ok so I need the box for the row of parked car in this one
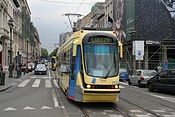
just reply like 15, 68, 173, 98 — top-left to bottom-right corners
119, 68, 175, 94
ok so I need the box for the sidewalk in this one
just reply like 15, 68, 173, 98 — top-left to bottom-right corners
0, 71, 31, 92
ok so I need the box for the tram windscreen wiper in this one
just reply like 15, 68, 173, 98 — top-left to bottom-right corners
104, 66, 113, 79
104, 52, 116, 79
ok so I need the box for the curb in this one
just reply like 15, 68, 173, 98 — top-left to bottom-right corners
0, 72, 33, 92
0, 85, 13, 92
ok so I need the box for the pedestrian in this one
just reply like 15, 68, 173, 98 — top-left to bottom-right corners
0, 64, 5, 85
22, 63, 26, 75
0, 64, 3, 72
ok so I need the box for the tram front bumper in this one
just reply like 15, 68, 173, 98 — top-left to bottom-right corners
82, 89, 120, 102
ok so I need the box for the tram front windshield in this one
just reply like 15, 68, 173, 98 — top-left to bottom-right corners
84, 44, 119, 78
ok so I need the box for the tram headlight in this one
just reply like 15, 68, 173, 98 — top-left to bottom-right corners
115, 85, 119, 89
87, 85, 91, 89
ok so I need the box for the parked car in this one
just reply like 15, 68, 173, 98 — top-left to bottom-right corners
147, 70, 175, 94
27, 62, 35, 72
35, 64, 47, 75
128, 69, 157, 87
119, 68, 129, 81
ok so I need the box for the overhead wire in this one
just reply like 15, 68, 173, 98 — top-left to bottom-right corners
40, 0, 94, 5
75, 0, 85, 13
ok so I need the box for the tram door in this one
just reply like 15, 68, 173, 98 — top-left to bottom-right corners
69, 45, 81, 98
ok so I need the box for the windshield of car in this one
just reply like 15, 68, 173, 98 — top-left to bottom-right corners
119, 68, 128, 73
143, 70, 157, 76
36, 64, 46, 69
83, 44, 119, 77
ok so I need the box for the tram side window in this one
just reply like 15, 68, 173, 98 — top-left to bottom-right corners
60, 51, 70, 73
64, 51, 70, 68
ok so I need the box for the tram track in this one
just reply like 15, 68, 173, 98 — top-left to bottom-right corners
150, 99, 175, 110
77, 103, 90, 117
76, 102, 133, 117
119, 97, 163, 117
110, 103, 131, 117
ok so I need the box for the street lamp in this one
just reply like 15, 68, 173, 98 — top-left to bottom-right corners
8, 18, 14, 78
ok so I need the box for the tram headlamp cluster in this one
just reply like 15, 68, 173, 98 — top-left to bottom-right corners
115, 85, 119, 89
86, 84, 119, 89
87, 85, 91, 89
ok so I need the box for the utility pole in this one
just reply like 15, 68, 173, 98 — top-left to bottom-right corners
62, 13, 83, 31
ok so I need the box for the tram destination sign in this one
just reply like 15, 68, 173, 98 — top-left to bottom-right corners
88, 37, 114, 43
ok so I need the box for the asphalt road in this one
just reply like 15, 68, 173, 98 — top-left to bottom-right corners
0, 68, 175, 117
0, 69, 64, 117
118, 82, 175, 117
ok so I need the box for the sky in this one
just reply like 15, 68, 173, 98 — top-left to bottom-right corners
27, 0, 105, 53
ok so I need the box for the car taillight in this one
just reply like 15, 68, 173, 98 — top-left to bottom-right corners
140, 77, 144, 80
91, 86, 95, 89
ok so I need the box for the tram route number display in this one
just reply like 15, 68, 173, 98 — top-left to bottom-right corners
88, 37, 114, 43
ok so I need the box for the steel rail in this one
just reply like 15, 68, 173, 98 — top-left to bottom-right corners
120, 97, 161, 117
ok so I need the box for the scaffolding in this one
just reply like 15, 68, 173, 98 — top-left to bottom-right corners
121, 40, 175, 71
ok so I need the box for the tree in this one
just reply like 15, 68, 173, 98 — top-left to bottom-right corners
49, 48, 58, 57
41, 48, 49, 59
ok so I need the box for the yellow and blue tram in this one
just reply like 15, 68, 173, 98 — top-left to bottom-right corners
56, 28, 123, 102
51, 56, 56, 71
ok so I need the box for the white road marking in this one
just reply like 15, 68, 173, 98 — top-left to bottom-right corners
23, 106, 35, 110
17, 79, 30, 87
102, 112, 107, 115
152, 110, 166, 113
52, 88, 60, 108
135, 115, 151, 117
4, 107, 17, 111
104, 110, 114, 112
120, 86, 125, 88
45, 79, 52, 88
49, 69, 51, 78
129, 110, 142, 113
120, 82, 129, 85
41, 106, 53, 110
109, 115, 124, 117
163, 115, 175, 117
145, 93, 175, 104
32, 79, 41, 87
53, 79, 59, 88
30, 76, 50, 79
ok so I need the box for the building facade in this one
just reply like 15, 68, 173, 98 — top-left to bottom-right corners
0, 0, 13, 66
76, 12, 93, 30
91, 2, 105, 28
75, 0, 175, 71
0, 0, 41, 69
